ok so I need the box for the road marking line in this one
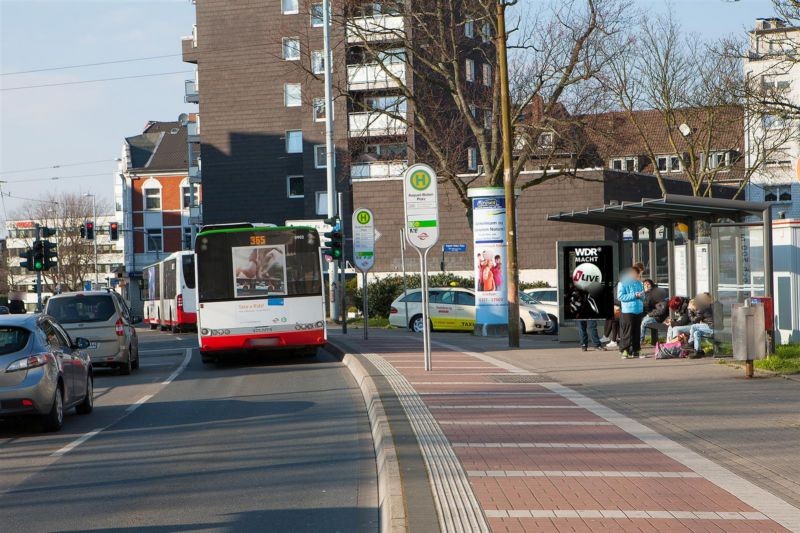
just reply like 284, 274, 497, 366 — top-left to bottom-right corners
51, 428, 103, 457
163, 348, 192, 385
125, 394, 154, 412
439, 420, 612, 426
410, 381, 554, 385
137, 348, 184, 355
429, 405, 583, 409
418, 391, 558, 396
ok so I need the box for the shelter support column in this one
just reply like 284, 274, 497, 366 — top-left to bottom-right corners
763, 207, 775, 354
632, 228, 640, 265
648, 226, 657, 281
667, 224, 675, 297
687, 221, 697, 297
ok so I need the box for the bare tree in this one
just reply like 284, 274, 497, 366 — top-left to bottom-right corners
13, 192, 110, 292
599, 12, 795, 197
290, 0, 628, 214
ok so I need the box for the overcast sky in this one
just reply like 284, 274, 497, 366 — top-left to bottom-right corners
0, 0, 777, 227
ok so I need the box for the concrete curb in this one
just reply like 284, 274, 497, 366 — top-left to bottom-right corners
327, 342, 408, 533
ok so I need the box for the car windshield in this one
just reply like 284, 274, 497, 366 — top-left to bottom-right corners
47, 295, 117, 324
0, 327, 30, 355
519, 292, 539, 306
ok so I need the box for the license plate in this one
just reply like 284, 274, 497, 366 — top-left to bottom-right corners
89, 342, 98, 349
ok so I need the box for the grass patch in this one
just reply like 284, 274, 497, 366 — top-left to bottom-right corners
345, 316, 392, 328
754, 344, 800, 374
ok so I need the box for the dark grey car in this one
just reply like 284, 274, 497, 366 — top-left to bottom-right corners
0, 315, 93, 432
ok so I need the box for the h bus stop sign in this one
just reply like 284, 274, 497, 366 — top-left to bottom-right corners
353, 208, 375, 340
403, 163, 439, 371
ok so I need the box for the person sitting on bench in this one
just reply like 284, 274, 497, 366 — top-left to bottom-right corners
665, 296, 691, 341
689, 293, 715, 357
640, 279, 668, 345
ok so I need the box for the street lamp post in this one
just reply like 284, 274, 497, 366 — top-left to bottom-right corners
84, 193, 99, 285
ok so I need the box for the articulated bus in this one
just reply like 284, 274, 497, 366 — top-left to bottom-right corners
194, 223, 325, 362
142, 251, 197, 332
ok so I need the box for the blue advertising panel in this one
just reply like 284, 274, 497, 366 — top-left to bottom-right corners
469, 188, 508, 327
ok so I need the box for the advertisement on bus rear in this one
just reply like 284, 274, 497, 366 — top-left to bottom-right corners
558, 241, 617, 321
232, 244, 288, 298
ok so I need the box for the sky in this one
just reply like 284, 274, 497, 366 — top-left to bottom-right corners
0, 0, 778, 227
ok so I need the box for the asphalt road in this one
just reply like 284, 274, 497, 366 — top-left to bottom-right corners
0, 328, 378, 533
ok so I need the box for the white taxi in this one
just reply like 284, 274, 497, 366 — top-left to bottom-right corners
389, 287, 550, 334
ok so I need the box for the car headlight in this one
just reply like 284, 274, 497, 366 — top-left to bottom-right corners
528, 310, 547, 321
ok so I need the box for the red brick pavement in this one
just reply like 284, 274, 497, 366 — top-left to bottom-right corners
335, 334, 794, 532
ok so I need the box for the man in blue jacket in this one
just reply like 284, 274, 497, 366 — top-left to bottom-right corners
617, 264, 645, 358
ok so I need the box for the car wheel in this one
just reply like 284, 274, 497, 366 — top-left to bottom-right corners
410, 315, 425, 333
119, 352, 133, 375
76, 376, 93, 415
519, 318, 527, 335
41, 384, 64, 432
131, 346, 140, 370
544, 315, 559, 335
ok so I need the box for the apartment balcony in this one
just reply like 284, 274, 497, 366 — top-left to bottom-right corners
346, 15, 404, 43
351, 160, 408, 180
348, 111, 407, 137
187, 116, 200, 143
184, 79, 199, 103
347, 62, 405, 91
182, 25, 198, 64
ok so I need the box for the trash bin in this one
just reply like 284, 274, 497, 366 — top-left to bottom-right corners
732, 301, 766, 378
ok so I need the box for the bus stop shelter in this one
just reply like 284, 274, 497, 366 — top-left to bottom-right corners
547, 194, 774, 314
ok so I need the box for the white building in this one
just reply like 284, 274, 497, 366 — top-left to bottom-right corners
5, 216, 124, 311
744, 18, 800, 218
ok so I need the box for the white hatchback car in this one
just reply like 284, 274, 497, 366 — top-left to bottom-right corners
389, 287, 550, 334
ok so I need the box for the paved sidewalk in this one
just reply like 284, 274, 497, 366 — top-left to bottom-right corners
331, 330, 800, 533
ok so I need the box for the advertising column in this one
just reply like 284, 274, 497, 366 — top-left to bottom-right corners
468, 187, 508, 335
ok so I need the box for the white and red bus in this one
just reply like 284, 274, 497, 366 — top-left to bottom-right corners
142, 251, 197, 332
194, 224, 325, 362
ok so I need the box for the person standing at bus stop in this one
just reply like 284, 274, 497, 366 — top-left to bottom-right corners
617, 264, 645, 359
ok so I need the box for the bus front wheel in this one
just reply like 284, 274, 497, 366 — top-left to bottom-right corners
201, 352, 216, 364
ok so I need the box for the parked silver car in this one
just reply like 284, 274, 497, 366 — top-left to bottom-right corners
45, 290, 140, 374
0, 314, 93, 432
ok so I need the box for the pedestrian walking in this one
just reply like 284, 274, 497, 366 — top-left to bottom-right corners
617, 265, 645, 359
577, 320, 605, 351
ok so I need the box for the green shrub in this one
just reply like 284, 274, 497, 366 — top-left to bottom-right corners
519, 280, 552, 290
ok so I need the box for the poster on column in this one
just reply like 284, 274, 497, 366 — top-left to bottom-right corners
558, 241, 617, 321
469, 188, 508, 326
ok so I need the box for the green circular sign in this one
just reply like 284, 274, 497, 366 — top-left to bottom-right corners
410, 170, 431, 191
356, 210, 371, 224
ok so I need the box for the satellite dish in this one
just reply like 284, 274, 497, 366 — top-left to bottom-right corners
678, 123, 692, 137
178, 113, 189, 126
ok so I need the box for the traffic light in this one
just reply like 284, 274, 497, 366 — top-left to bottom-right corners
19, 249, 34, 271
42, 240, 57, 271
80, 224, 86, 239
41, 226, 57, 238
32, 240, 45, 271
322, 217, 343, 261
85, 221, 94, 240
109, 222, 119, 241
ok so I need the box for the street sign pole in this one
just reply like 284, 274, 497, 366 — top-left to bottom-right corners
352, 207, 376, 341
402, 164, 440, 371
35, 224, 42, 312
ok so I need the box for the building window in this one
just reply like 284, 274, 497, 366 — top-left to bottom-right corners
282, 0, 298, 15
464, 19, 474, 38
181, 185, 199, 209
144, 188, 161, 210
313, 97, 327, 121
146, 228, 163, 252
762, 113, 786, 130
311, 3, 323, 26
483, 63, 492, 86
484, 109, 492, 130
762, 76, 791, 90
708, 151, 731, 170
481, 22, 492, 42
284, 83, 302, 107
467, 147, 478, 171
183, 227, 192, 250
312, 50, 324, 74
287, 175, 304, 198
283, 37, 300, 60
286, 130, 303, 153
465, 59, 475, 82
656, 155, 681, 173
469, 104, 477, 118
538, 132, 554, 148
764, 185, 792, 203
314, 144, 331, 168
315, 191, 328, 215
611, 157, 638, 172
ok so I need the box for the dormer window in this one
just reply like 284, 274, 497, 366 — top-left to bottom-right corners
610, 157, 638, 172
656, 155, 682, 173
538, 132, 554, 148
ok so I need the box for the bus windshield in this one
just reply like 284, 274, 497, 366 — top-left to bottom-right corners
196, 228, 321, 302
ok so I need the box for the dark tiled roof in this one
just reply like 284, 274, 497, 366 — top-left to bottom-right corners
126, 121, 189, 172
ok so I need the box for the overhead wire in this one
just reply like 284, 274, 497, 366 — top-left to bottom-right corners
1, 70, 194, 91
0, 159, 118, 175
0, 53, 182, 76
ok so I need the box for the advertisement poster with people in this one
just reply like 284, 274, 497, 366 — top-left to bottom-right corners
469, 188, 508, 326
232, 244, 288, 298
559, 242, 616, 320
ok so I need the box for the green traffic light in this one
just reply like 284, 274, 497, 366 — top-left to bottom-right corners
34, 261, 43, 270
